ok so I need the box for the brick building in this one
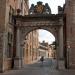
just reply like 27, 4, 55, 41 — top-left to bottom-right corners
64, 0, 75, 68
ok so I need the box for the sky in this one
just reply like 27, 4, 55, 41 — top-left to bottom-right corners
39, 29, 55, 44
29, 0, 65, 44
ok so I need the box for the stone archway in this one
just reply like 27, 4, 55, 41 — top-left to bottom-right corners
13, 14, 64, 69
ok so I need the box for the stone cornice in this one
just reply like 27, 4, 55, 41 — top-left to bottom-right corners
14, 14, 63, 21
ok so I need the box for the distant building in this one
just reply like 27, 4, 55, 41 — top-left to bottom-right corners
38, 41, 54, 58
24, 30, 39, 64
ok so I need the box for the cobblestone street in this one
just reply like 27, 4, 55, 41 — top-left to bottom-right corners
0, 58, 75, 75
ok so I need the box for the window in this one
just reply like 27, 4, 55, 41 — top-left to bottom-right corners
9, 6, 15, 24
30, 46, 32, 56
7, 44, 12, 58
7, 32, 13, 58
26, 44, 28, 56
8, 32, 12, 43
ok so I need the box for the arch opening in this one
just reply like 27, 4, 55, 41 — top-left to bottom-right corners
21, 28, 58, 69
14, 0, 65, 70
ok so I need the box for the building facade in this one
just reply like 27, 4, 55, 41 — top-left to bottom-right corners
24, 30, 39, 64
0, 0, 39, 72
38, 41, 54, 58
64, 0, 75, 68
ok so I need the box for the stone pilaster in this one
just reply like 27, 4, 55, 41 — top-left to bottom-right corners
54, 29, 59, 69
14, 27, 22, 69
58, 26, 64, 59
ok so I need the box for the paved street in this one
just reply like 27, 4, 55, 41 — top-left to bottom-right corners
1, 58, 75, 75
